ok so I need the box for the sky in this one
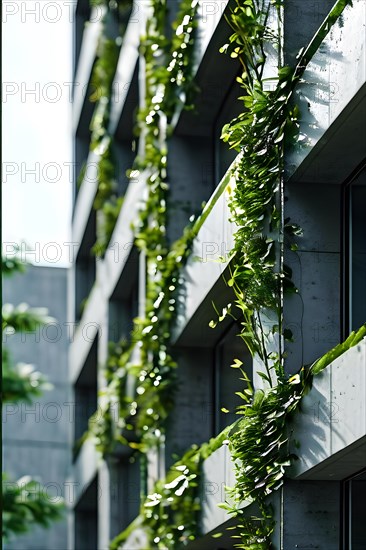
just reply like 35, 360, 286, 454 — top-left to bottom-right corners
3, 1, 75, 267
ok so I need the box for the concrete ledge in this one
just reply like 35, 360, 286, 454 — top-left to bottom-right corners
120, 444, 240, 549
70, 438, 99, 505
70, 284, 105, 385
108, 4, 140, 137
101, 173, 146, 300
175, 0, 234, 136
287, 0, 366, 182
72, 152, 99, 257
290, 337, 366, 479
172, 175, 235, 344
194, 0, 229, 70
73, 7, 105, 134
186, 444, 258, 549
200, 443, 237, 534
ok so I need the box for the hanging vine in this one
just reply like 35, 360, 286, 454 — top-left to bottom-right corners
110, 426, 232, 549
89, 0, 200, 454
78, 0, 130, 257
79, 0, 362, 548
209, 0, 357, 546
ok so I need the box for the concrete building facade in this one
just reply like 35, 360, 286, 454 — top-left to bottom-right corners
70, 0, 365, 548
3, 265, 70, 549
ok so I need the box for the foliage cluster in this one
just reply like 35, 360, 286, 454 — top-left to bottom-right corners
2, 475, 63, 541
82, 1, 127, 256
81, 0, 359, 547
110, 426, 232, 549
89, 0, 200, 454
209, 0, 356, 545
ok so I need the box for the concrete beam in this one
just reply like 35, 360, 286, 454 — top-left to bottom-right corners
286, 0, 366, 183
290, 338, 366, 479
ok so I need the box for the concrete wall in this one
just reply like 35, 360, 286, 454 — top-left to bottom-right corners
286, 0, 366, 182
281, 480, 340, 549
284, 182, 341, 374
165, 347, 214, 467
284, 0, 336, 66
168, 136, 214, 243
3, 265, 70, 550
290, 339, 366, 480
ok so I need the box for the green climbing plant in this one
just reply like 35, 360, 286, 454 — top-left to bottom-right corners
210, 0, 356, 545
79, 0, 360, 547
89, 0, 200, 454
110, 426, 232, 549
77, 0, 129, 257
109, 0, 358, 547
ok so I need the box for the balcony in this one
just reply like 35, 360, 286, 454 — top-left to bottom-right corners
184, 337, 366, 549
172, 168, 235, 346
70, 438, 99, 505
108, 4, 140, 138
73, 6, 106, 135
290, 337, 366, 480
286, 0, 366, 184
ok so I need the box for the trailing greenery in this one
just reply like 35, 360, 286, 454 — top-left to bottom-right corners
1, 253, 25, 277
2, 256, 64, 541
111, 0, 356, 547
2, 273, 55, 403
2, 302, 55, 333
110, 426, 232, 549
89, 33, 120, 150
221, 324, 366, 548
2, 474, 64, 541
209, 0, 356, 546
89, 0, 200, 454
2, 348, 52, 404
79, 1, 128, 257
91, 143, 124, 256
90, 27, 122, 257
80, 0, 359, 548
110, 323, 365, 549
311, 323, 366, 375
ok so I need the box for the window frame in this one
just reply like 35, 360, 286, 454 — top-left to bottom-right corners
340, 159, 366, 339
212, 319, 251, 436
341, 468, 366, 549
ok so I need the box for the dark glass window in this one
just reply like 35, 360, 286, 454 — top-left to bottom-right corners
343, 469, 366, 549
343, 163, 366, 335
74, 338, 98, 460
108, 247, 139, 344
74, 476, 98, 550
349, 174, 366, 331
214, 79, 242, 184
213, 323, 252, 434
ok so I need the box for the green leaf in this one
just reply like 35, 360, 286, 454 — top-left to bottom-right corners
231, 358, 243, 368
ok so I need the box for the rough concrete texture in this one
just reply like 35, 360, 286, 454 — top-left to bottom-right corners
3, 265, 70, 550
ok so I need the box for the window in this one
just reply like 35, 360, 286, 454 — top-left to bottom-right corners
214, 77, 242, 183
74, 476, 98, 550
342, 469, 366, 549
342, 162, 366, 334
109, 455, 141, 538
75, 208, 96, 322
74, 338, 98, 459
108, 247, 139, 344
213, 322, 252, 434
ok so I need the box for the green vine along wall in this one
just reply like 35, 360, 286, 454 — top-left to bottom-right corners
75, 0, 364, 548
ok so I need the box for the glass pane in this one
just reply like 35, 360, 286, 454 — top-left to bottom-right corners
216, 323, 252, 433
350, 172, 366, 331
214, 81, 242, 184
349, 470, 366, 549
